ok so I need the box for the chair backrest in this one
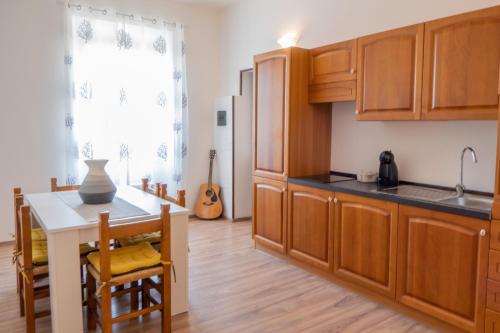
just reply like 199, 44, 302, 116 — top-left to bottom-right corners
13, 188, 23, 260
141, 178, 186, 208
160, 184, 186, 208
97, 204, 171, 282
51, 177, 80, 192
19, 205, 33, 271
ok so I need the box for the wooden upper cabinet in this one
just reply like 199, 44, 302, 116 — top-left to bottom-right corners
397, 205, 489, 333
422, 6, 500, 120
252, 176, 287, 253
287, 183, 334, 271
254, 49, 289, 180
333, 193, 398, 298
309, 40, 357, 103
356, 24, 424, 120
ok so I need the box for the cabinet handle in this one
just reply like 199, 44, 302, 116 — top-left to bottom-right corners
355, 110, 359, 115
350, 68, 356, 75
333, 198, 338, 204
480, 229, 487, 237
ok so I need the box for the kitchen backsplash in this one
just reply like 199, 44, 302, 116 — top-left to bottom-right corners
330, 101, 497, 193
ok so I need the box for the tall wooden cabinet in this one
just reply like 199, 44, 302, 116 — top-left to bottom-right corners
253, 48, 331, 251
333, 193, 398, 298
253, 48, 331, 181
397, 205, 489, 333
422, 6, 500, 120
254, 50, 289, 180
287, 183, 334, 271
356, 25, 424, 121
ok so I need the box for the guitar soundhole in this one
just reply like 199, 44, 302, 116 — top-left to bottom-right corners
205, 189, 214, 197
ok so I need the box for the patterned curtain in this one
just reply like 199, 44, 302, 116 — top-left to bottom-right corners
63, 6, 188, 194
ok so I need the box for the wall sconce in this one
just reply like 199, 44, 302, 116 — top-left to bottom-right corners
277, 32, 299, 48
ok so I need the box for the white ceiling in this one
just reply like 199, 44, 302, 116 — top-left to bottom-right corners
173, 0, 238, 8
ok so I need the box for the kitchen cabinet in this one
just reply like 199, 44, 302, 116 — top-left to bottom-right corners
252, 176, 287, 253
333, 193, 398, 298
254, 50, 288, 180
253, 48, 331, 181
287, 183, 334, 271
397, 205, 489, 333
422, 6, 500, 120
486, 309, 500, 333
494, 93, 500, 219
309, 40, 357, 103
356, 24, 424, 121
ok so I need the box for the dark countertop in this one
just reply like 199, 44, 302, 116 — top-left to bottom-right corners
288, 175, 492, 221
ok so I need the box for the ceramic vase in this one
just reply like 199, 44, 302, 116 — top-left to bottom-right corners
78, 159, 117, 204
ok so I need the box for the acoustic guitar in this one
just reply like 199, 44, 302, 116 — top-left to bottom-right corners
194, 149, 223, 219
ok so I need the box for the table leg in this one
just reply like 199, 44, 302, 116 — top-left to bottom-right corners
47, 230, 84, 333
171, 214, 189, 315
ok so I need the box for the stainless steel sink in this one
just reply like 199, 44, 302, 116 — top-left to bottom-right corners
374, 185, 493, 212
374, 185, 455, 202
438, 195, 493, 211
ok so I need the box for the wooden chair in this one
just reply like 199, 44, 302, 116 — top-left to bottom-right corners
50, 177, 80, 192
86, 205, 172, 333
16, 202, 51, 333
118, 179, 185, 248
141, 178, 186, 208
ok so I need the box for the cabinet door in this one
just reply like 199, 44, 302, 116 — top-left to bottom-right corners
254, 50, 289, 180
287, 183, 334, 271
397, 205, 489, 332
422, 6, 500, 120
333, 193, 398, 298
253, 176, 287, 253
310, 40, 357, 85
356, 24, 424, 120
309, 40, 357, 103
486, 309, 500, 333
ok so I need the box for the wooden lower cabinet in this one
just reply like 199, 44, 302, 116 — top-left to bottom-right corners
397, 205, 489, 332
333, 193, 398, 298
287, 183, 334, 271
255, 183, 493, 331
252, 176, 287, 253
486, 309, 500, 333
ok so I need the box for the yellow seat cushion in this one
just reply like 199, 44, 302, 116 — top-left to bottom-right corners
31, 228, 47, 241
87, 242, 160, 276
118, 232, 161, 247
30, 241, 96, 265
32, 240, 48, 265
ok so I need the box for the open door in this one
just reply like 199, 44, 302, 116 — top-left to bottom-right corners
233, 69, 253, 221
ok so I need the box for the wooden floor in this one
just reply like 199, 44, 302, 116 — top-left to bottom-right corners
0, 219, 438, 333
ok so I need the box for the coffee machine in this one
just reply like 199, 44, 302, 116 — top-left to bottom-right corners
377, 151, 399, 188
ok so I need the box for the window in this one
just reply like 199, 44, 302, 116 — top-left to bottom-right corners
64, 6, 188, 191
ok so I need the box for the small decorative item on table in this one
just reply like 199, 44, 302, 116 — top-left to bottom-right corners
78, 159, 117, 204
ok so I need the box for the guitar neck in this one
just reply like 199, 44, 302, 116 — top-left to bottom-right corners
207, 158, 214, 190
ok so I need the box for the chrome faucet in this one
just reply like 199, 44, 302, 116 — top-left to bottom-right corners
456, 147, 478, 197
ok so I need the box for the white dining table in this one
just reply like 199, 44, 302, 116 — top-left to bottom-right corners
25, 186, 190, 333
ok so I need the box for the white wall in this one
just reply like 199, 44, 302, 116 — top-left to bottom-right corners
219, 0, 500, 193
0, 0, 221, 241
